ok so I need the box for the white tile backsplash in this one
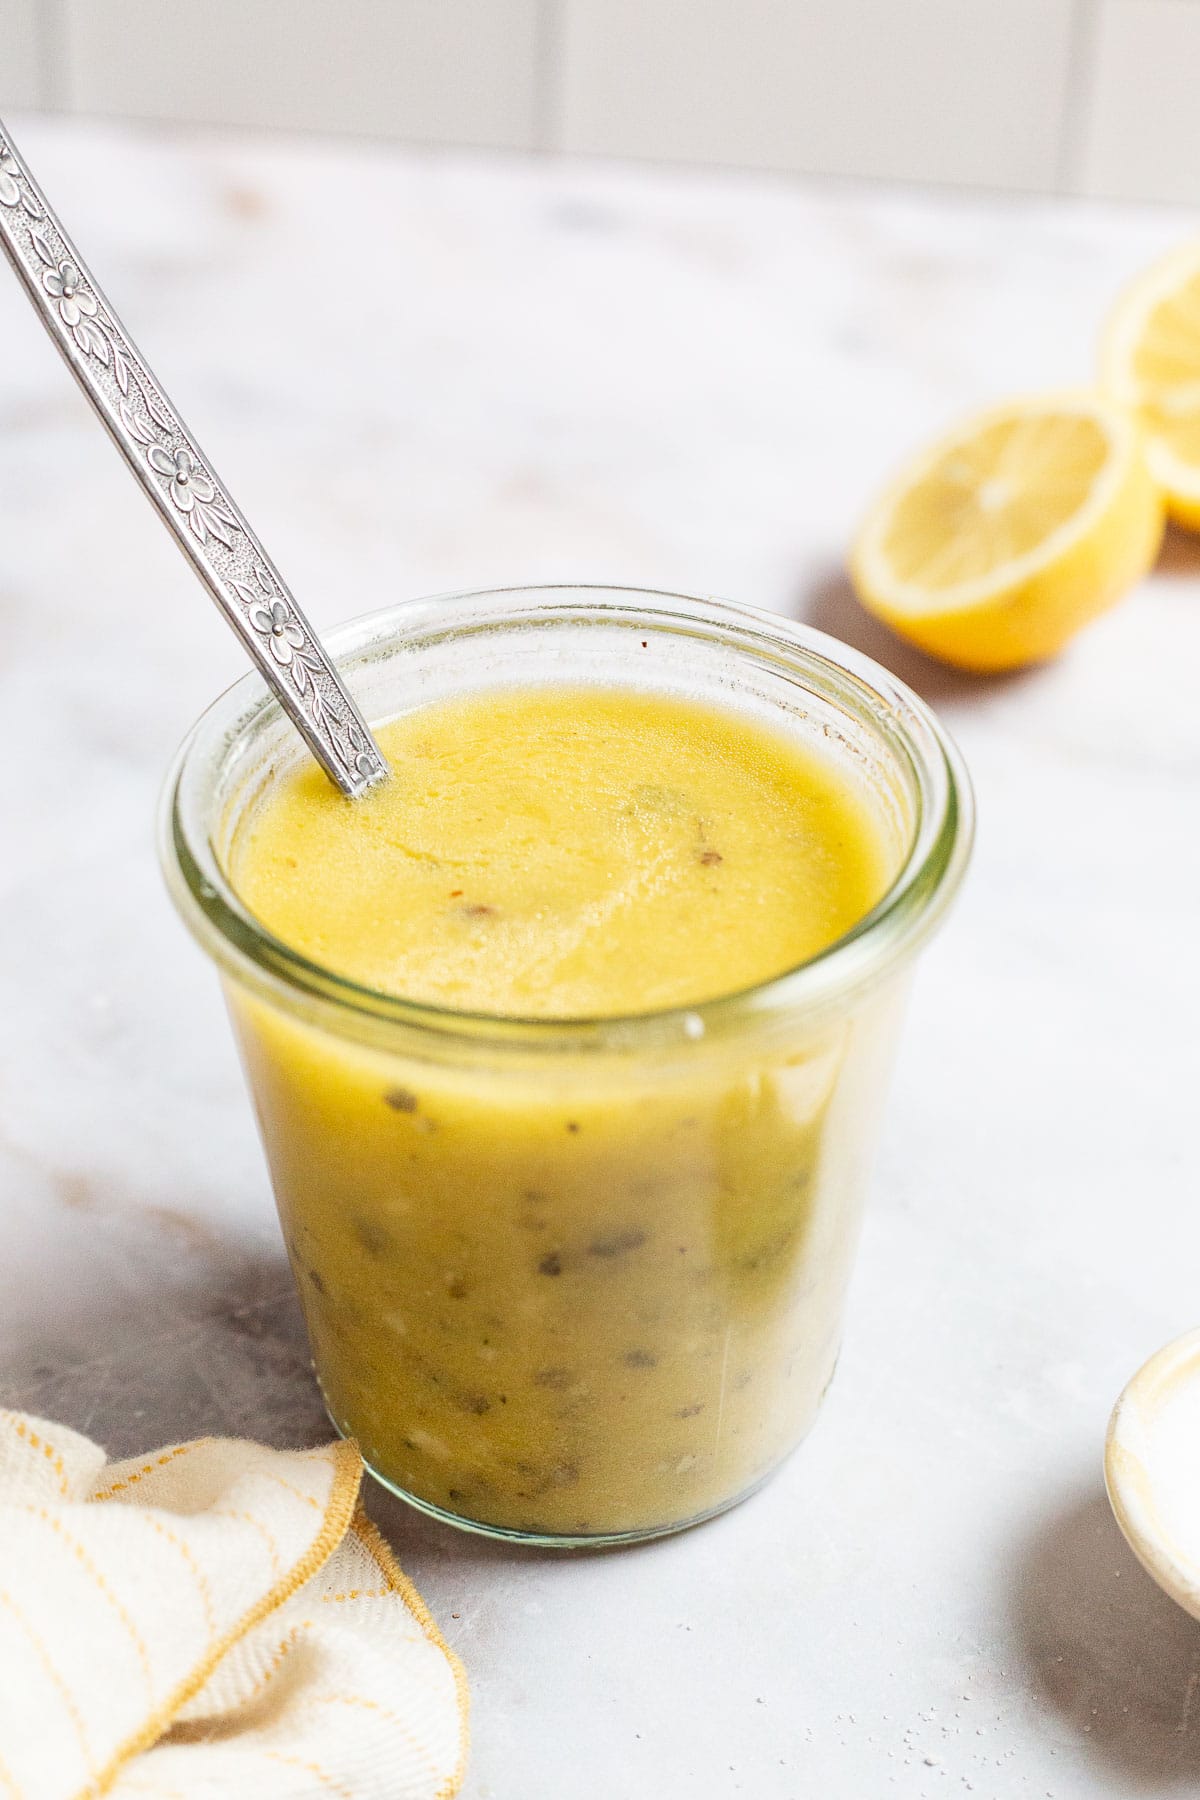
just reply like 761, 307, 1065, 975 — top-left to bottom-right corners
1077, 0, 1200, 204
555, 0, 1077, 191
0, 0, 44, 110
59, 0, 543, 150
1, 0, 1197, 206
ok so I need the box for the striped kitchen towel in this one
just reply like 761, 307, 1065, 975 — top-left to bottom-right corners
0, 1411, 468, 1799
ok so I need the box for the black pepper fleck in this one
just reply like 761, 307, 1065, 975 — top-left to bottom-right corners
588, 1228, 648, 1259
384, 1087, 419, 1113
538, 1252, 563, 1277
623, 1348, 657, 1369
353, 1217, 391, 1257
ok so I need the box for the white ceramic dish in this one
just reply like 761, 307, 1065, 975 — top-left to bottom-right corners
1106, 1328, 1200, 1621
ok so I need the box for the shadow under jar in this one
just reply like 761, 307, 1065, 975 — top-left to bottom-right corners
162, 586, 972, 1546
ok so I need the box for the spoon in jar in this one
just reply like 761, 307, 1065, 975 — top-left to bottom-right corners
0, 116, 387, 798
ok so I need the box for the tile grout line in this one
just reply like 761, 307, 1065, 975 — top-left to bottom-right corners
533, 0, 564, 155
1056, 0, 1102, 196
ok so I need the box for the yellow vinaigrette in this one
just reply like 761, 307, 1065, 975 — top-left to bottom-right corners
234, 687, 890, 1018
227, 686, 896, 1537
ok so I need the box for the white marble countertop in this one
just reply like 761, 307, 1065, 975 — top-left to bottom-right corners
3, 115, 1200, 1799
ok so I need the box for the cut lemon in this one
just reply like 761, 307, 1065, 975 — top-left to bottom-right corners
1102, 240, 1200, 530
850, 394, 1164, 672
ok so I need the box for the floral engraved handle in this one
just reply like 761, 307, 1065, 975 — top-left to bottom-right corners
0, 119, 387, 796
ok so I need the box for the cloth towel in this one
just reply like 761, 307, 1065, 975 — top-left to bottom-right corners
0, 1411, 468, 1800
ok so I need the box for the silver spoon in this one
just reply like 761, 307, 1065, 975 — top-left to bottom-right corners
0, 116, 387, 798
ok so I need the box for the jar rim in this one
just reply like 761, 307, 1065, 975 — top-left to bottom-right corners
160, 584, 974, 1053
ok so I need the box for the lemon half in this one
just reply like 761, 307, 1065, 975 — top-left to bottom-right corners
1102, 240, 1200, 530
850, 394, 1164, 672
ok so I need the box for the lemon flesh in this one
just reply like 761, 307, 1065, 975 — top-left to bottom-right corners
851, 396, 1163, 673
1102, 242, 1200, 530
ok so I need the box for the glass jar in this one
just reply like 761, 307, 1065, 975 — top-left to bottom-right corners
162, 586, 972, 1545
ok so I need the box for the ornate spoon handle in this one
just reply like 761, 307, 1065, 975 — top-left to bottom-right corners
0, 118, 387, 797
